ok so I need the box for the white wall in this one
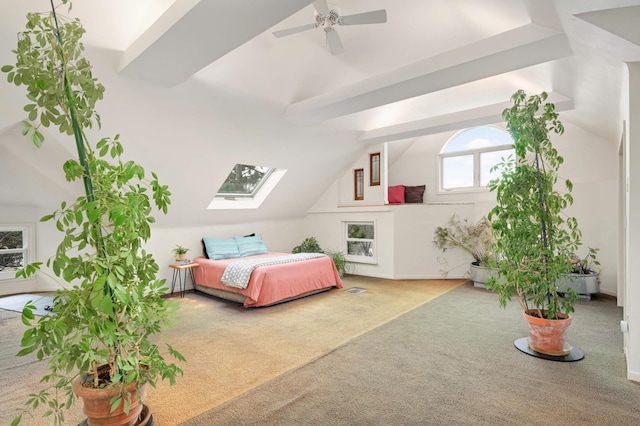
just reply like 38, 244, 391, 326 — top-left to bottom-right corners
336, 145, 386, 207
150, 219, 304, 291
387, 121, 619, 295
560, 123, 618, 296
307, 118, 619, 296
0, 207, 60, 295
623, 62, 640, 382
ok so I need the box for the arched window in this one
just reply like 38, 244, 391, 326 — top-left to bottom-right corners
439, 126, 514, 191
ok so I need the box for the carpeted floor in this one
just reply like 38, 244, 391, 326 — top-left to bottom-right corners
0, 276, 463, 425
184, 284, 640, 426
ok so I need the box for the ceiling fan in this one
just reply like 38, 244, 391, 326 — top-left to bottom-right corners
272, 0, 387, 55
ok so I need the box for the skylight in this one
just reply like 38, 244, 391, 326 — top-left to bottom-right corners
208, 164, 286, 210
216, 164, 273, 198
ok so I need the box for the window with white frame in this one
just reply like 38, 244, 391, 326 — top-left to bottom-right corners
209, 163, 287, 210
216, 164, 274, 199
439, 126, 514, 191
0, 226, 31, 280
344, 221, 376, 264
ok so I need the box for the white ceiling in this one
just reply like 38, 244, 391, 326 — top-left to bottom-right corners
122, 1, 638, 143
2, 0, 639, 143
1, 0, 639, 224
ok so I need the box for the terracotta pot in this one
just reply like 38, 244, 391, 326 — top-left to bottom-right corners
72, 373, 147, 426
523, 309, 572, 356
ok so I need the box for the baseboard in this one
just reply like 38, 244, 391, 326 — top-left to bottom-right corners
347, 272, 395, 280
627, 369, 640, 383
348, 272, 469, 281
391, 274, 469, 280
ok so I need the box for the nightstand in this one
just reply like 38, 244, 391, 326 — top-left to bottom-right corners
169, 262, 198, 297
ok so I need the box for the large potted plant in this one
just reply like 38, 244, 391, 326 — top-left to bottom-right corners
3, 2, 184, 425
433, 214, 495, 287
486, 90, 591, 356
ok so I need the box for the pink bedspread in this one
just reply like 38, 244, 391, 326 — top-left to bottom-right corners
192, 253, 342, 307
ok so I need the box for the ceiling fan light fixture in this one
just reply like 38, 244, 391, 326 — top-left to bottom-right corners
273, 1, 387, 54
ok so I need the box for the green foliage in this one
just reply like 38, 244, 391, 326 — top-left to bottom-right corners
570, 247, 601, 274
291, 237, 351, 276
486, 90, 593, 319
218, 164, 269, 195
291, 237, 324, 254
433, 215, 493, 265
173, 245, 190, 255
4, 2, 183, 424
326, 250, 352, 276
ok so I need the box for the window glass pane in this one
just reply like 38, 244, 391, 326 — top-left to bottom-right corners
0, 253, 23, 272
0, 230, 25, 273
480, 149, 514, 186
217, 164, 273, 197
348, 224, 374, 239
442, 155, 473, 189
0, 231, 23, 249
443, 126, 513, 153
347, 241, 373, 257
346, 223, 375, 258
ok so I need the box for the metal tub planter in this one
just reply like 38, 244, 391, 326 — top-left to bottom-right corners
557, 271, 600, 299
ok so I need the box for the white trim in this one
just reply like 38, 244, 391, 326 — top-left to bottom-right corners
343, 220, 377, 264
438, 125, 514, 192
627, 369, 640, 383
0, 223, 35, 281
208, 168, 287, 210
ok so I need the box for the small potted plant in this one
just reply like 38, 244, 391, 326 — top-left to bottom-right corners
4, 2, 184, 424
291, 238, 350, 277
173, 245, 190, 262
326, 250, 352, 278
486, 90, 593, 356
433, 214, 495, 287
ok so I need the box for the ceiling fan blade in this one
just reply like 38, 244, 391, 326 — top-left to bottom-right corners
313, 0, 330, 16
325, 27, 344, 55
340, 9, 387, 25
272, 23, 317, 38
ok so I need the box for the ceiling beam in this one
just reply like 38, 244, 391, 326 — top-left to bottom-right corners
575, 6, 640, 47
286, 24, 574, 123
118, 0, 314, 87
359, 93, 574, 145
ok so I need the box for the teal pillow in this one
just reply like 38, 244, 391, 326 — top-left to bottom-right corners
202, 237, 241, 260
235, 235, 269, 257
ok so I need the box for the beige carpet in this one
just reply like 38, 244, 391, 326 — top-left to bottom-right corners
0, 276, 464, 425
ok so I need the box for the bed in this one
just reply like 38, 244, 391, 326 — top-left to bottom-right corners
192, 251, 343, 308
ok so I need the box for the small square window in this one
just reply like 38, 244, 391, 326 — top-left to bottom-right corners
344, 221, 376, 264
0, 227, 31, 280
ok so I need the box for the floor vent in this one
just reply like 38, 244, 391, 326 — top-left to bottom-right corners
344, 287, 367, 294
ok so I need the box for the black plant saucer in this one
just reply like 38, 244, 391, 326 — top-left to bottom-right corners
514, 337, 584, 362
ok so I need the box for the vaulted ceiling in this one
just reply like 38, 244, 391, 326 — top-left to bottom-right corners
1, 0, 639, 225
106, 0, 640, 143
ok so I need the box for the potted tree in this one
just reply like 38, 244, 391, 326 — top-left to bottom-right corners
433, 214, 495, 287
3, 2, 184, 425
486, 90, 592, 356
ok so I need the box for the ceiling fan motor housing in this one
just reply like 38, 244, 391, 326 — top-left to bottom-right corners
315, 9, 341, 28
